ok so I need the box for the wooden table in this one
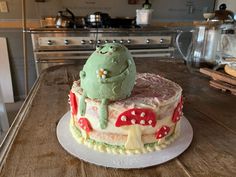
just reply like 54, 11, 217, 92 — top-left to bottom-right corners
0, 59, 235, 177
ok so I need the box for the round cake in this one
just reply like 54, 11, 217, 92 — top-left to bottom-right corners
68, 43, 183, 154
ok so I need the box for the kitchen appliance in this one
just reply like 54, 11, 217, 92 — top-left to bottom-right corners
136, 0, 153, 26
55, 8, 75, 28
213, 3, 234, 22
136, 9, 153, 26
30, 27, 177, 76
176, 20, 236, 72
176, 21, 224, 72
84, 12, 110, 28
220, 24, 236, 60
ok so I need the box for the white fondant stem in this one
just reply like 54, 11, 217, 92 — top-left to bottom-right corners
125, 125, 144, 149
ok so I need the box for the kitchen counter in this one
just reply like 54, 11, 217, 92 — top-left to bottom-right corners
0, 58, 235, 177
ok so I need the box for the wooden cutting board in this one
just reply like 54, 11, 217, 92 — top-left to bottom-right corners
200, 68, 236, 95
0, 37, 14, 103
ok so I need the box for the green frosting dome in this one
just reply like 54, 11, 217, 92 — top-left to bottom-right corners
80, 43, 136, 100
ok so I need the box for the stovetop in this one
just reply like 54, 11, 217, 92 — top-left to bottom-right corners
29, 26, 174, 34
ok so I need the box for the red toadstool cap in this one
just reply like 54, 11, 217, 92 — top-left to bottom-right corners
69, 91, 78, 116
78, 118, 92, 133
155, 125, 170, 139
172, 96, 183, 123
115, 108, 156, 127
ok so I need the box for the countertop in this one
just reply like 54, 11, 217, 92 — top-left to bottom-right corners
0, 58, 235, 177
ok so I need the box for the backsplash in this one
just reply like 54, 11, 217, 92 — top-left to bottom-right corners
0, 0, 214, 21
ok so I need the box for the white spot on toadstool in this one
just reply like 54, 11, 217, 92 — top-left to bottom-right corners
131, 111, 136, 115
121, 115, 127, 121
159, 134, 162, 138
131, 119, 136, 124
140, 120, 145, 124
164, 132, 167, 135
140, 112, 145, 117
148, 120, 152, 125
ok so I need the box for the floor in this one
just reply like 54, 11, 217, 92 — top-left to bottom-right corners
0, 100, 23, 143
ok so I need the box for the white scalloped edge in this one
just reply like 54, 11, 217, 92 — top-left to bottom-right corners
69, 118, 180, 155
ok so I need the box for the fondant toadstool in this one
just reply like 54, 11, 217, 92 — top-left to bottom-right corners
78, 117, 92, 139
155, 125, 171, 144
172, 97, 183, 135
172, 97, 183, 123
69, 91, 78, 116
69, 91, 78, 124
115, 108, 156, 149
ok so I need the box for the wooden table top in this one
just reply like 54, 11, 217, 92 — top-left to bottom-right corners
0, 59, 235, 177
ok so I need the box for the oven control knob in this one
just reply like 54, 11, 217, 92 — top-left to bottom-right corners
160, 38, 165, 43
104, 40, 109, 43
64, 39, 69, 45
127, 39, 131, 44
97, 40, 101, 44
146, 39, 150, 44
81, 40, 86, 44
119, 40, 124, 44
112, 40, 117, 43
47, 40, 53, 45
89, 40, 94, 44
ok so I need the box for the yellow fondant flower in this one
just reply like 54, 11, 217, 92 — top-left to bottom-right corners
96, 68, 108, 79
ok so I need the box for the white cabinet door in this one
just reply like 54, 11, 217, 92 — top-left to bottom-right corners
0, 37, 14, 103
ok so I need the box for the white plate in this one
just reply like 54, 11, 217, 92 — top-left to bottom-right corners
56, 112, 193, 169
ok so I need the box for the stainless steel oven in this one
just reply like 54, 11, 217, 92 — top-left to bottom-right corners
30, 28, 177, 76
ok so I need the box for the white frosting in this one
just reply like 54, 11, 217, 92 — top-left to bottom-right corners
70, 118, 181, 155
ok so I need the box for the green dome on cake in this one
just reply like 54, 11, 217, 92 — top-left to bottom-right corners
79, 43, 136, 129
80, 43, 136, 100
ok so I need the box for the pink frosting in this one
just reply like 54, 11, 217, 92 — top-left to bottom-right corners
131, 73, 181, 102
73, 73, 182, 107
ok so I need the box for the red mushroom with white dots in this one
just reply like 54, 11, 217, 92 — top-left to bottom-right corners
115, 108, 156, 149
78, 117, 93, 139
155, 125, 171, 144
172, 97, 183, 123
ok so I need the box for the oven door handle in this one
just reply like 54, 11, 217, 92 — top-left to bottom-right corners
35, 52, 91, 60
35, 59, 81, 63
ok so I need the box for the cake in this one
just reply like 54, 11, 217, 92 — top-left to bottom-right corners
68, 43, 183, 154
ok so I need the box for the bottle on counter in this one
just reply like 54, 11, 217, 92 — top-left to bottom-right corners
214, 3, 234, 22
142, 0, 152, 9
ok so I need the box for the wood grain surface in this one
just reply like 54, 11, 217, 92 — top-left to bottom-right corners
0, 59, 235, 177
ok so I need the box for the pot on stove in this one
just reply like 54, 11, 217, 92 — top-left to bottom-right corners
55, 8, 75, 28
85, 12, 110, 27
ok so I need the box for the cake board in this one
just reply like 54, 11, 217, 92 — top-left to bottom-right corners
56, 111, 193, 169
